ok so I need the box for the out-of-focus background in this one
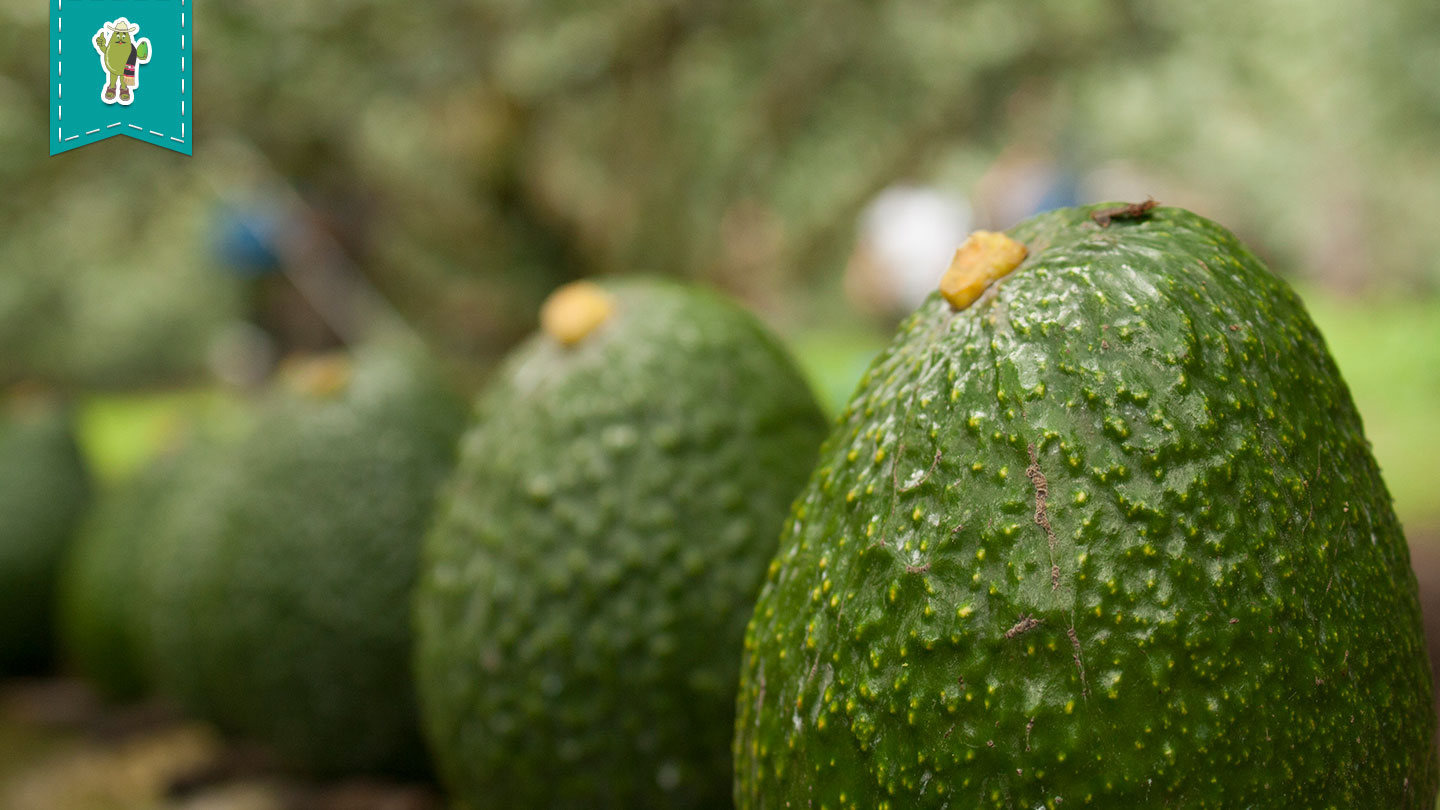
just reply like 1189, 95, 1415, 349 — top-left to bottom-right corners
3, 0, 1440, 807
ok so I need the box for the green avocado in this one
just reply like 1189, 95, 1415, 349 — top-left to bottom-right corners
145, 346, 466, 776
0, 397, 91, 674
415, 279, 828, 809
735, 204, 1438, 808
58, 445, 192, 701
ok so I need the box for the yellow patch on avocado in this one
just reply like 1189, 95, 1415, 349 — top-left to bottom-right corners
541, 281, 615, 346
939, 231, 1028, 310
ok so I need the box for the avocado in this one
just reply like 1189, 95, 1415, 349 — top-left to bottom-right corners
0, 396, 91, 674
58, 446, 193, 700
414, 279, 828, 809
145, 347, 466, 775
735, 205, 1438, 808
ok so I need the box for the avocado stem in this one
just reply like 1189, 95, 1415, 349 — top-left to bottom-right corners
540, 281, 615, 346
939, 231, 1028, 310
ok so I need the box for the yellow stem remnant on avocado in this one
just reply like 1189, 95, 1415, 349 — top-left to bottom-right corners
939, 231, 1028, 311
541, 281, 616, 346
283, 355, 354, 398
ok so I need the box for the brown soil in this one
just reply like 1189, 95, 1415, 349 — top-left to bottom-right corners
1408, 529, 1440, 742
0, 680, 440, 810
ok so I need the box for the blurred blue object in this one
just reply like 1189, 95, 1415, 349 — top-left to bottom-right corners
1030, 170, 1082, 216
211, 205, 284, 277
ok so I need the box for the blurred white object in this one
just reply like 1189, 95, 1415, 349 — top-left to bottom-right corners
846, 185, 974, 318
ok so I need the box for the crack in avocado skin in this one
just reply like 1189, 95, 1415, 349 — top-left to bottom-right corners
415, 280, 828, 810
735, 204, 1438, 809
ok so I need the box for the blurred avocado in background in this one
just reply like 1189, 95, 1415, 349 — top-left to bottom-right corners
53, 386, 258, 704
143, 343, 466, 777
0, 393, 91, 674
57, 438, 207, 702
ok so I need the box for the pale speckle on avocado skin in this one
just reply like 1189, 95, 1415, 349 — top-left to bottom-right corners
736, 204, 1438, 810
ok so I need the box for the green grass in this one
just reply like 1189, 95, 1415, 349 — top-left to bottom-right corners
1298, 285, 1440, 534
73, 388, 252, 486
788, 328, 890, 422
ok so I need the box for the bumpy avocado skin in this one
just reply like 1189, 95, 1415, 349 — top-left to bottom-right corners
0, 404, 90, 674
415, 280, 828, 810
146, 349, 466, 776
735, 205, 1438, 808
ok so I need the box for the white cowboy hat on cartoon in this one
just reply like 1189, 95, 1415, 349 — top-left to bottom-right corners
104, 17, 140, 35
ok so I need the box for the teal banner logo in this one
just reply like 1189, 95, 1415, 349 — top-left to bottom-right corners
50, 0, 191, 155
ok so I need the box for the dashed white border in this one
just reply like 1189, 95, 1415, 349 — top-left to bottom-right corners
53, 0, 189, 152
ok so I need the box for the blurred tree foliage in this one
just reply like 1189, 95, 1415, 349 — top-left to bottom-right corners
0, 0, 1437, 386
1060, 0, 1440, 291
4, 0, 1166, 381
182, 0, 1167, 354
0, 145, 241, 389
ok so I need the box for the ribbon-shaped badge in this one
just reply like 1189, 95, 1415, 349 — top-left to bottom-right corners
50, 0, 192, 155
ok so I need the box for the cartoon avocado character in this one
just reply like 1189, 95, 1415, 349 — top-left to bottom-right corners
93, 18, 151, 105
